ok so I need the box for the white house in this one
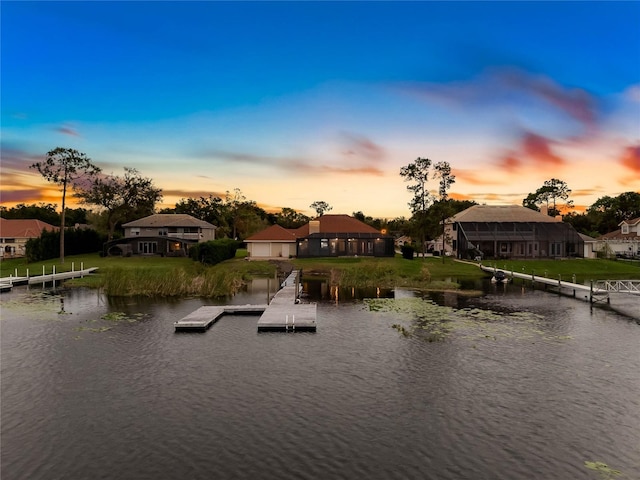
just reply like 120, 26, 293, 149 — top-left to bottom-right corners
596, 217, 640, 258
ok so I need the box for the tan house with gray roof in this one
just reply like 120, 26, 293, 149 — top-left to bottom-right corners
104, 214, 217, 256
446, 205, 584, 260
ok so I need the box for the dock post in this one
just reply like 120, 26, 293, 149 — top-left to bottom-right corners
81, 262, 84, 278
558, 275, 561, 294
295, 271, 299, 302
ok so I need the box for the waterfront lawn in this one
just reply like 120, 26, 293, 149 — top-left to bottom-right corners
481, 258, 640, 280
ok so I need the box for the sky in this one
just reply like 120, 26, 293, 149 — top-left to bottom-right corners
2, 1, 639, 219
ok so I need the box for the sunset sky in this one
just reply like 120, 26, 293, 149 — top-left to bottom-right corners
2, 1, 639, 219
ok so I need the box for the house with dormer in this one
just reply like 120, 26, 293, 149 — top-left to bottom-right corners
596, 217, 640, 258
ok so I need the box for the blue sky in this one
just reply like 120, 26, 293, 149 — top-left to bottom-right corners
2, 1, 639, 218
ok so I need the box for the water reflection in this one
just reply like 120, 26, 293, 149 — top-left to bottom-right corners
1, 280, 639, 480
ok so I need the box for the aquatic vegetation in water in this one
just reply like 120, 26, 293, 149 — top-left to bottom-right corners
0, 291, 65, 319
364, 297, 569, 343
584, 461, 624, 479
100, 311, 147, 323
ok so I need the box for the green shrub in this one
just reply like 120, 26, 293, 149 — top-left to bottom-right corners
189, 238, 240, 265
400, 244, 415, 260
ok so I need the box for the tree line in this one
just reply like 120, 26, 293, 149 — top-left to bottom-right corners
4, 147, 638, 263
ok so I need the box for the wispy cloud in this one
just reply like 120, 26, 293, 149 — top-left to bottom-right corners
395, 66, 599, 132
497, 131, 565, 172
339, 132, 386, 162
55, 125, 81, 137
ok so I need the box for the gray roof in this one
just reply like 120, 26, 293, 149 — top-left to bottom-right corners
122, 214, 216, 229
450, 205, 563, 223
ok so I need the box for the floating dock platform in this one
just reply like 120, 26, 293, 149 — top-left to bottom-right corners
175, 270, 317, 332
174, 304, 268, 331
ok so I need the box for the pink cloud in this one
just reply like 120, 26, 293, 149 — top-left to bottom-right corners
55, 126, 81, 137
339, 132, 386, 162
520, 132, 564, 166
620, 144, 640, 173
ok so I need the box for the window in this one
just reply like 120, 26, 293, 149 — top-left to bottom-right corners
320, 239, 329, 249
138, 242, 157, 254
159, 229, 168, 236
130, 228, 140, 236
621, 224, 629, 234
551, 242, 562, 256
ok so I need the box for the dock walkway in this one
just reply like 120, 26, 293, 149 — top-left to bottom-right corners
0, 267, 98, 292
480, 265, 640, 303
175, 271, 317, 332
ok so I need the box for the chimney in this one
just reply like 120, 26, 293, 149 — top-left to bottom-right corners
309, 220, 320, 235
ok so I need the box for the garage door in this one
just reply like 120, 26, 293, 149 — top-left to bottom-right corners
251, 243, 271, 257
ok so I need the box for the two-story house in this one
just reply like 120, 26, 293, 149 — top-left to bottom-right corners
0, 218, 58, 258
596, 217, 640, 258
104, 214, 217, 256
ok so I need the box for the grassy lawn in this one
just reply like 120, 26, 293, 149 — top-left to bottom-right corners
2, 250, 638, 296
480, 258, 640, 279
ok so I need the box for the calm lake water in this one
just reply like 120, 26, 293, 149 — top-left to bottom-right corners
1, 280, 639, 480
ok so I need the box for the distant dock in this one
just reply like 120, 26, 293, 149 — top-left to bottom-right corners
175, 271, 317, 332
0, 266, 98, 292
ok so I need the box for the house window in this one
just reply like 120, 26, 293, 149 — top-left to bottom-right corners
551, 243, 562, 256
159, 229, 168, 236
168, 227, 178, 233
138, 242, 157, 254
130, 228, 140, 236
452, 223, 457, 231
320, 239, 329, 249
2, 238, 15, 243
621, 224, 629, 234
366, 241, 373, 254
500, 243, 511, 253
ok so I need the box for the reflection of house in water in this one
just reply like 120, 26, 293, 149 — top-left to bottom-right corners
245, 214, 395, 258
446, 205, 584, 260
0, 218, 58, 258
103, 214, 217, 257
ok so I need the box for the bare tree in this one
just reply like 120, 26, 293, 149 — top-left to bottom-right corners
31, 147, 101, 263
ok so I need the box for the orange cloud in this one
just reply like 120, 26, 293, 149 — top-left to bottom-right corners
620, 144, 640, 173
454, 169, 501, 185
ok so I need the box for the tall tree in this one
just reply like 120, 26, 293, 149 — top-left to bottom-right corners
400, 157, 432, 214
31, 147, 101, 262
310, 200, 332, 217
400, 157, 436, 256
523, 178, 572, 216
433, 161, 456, 260
76, 167, 162, 241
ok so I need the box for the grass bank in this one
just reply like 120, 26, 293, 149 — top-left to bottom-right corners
3, 252, 638, 297
0, 251, 276, 297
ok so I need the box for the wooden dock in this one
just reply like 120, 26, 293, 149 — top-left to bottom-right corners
479, 265, 640, 303
0, 267, 98, 292
174, 304, 268, 331
174, 270, 317, 332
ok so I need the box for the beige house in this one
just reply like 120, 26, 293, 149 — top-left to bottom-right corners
104, 214, 216, 256
0, 218, 58, 258
596, 217, 640, 258
446, 205, 584, 259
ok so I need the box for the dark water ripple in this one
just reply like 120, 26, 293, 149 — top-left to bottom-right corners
2, 286, 639, 480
